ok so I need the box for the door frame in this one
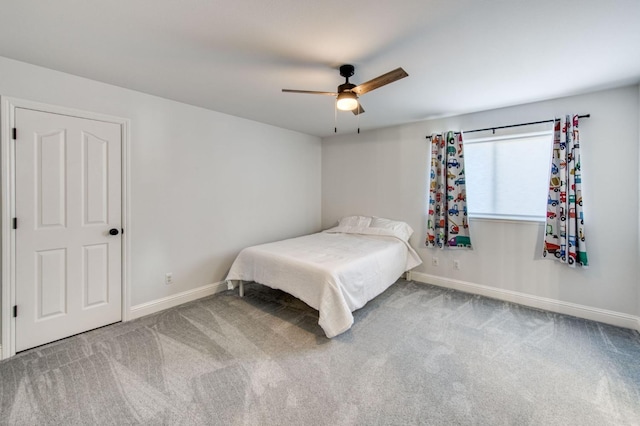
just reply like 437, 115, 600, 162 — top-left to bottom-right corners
1, 97, 131, 359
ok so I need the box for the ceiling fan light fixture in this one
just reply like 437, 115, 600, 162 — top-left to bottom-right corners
336, 92, 358, 111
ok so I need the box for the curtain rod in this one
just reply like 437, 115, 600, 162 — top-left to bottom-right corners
425, 114, 591, 140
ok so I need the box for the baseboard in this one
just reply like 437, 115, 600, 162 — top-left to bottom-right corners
411, 272, 640, 332
129, 281, 228, 320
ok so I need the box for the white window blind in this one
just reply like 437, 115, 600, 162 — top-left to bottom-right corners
464, 131, 553, 221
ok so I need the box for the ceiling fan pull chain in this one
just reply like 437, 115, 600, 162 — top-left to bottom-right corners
334, 100, 338, 133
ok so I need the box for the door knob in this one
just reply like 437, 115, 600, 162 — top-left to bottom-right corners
109, 228, 120, 236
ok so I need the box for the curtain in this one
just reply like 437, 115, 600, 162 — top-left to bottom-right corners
426, 131, 472, 249
544, 115, 588, 267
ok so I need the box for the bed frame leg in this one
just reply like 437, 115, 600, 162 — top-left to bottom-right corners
226, 280, 245, 297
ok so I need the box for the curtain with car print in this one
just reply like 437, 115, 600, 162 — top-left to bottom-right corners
544, 115, 588, 267
426, 131, 472, 249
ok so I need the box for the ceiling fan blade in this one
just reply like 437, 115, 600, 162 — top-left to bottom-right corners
352, 68, 408, 95
282, 89, 338, 96
352, 103, 365, 115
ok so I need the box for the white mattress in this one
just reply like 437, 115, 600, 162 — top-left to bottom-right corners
226, 229, 421, 338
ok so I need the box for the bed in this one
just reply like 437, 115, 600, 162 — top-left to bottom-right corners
225, 216, 422, 338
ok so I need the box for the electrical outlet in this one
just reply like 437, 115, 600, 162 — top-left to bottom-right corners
432, 257, 439, 266
453, 260, 461, 270
165, 272, 173, 285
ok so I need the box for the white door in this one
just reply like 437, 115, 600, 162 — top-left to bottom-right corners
15, 107, 122, 352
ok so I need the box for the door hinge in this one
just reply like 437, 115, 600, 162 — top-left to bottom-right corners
13, 218, 17, 229
13, 305, 17, 318
12, 127, 17, 140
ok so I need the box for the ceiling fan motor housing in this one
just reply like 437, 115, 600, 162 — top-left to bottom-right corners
338, 82, 356, 94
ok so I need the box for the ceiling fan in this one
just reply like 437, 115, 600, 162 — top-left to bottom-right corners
282, 64, 408, 115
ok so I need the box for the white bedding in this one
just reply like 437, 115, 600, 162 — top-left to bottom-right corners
226, 225, 421, 338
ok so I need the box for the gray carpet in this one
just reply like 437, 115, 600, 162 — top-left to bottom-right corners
1, 280, 639, 425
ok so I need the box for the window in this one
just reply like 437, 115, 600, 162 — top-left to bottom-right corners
464, 131, 553, 221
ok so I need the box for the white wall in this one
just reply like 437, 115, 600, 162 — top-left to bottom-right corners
0, 56, 321, 318
323, 85, 639, 320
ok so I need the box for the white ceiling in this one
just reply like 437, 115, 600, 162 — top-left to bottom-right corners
1, 0, 639, 137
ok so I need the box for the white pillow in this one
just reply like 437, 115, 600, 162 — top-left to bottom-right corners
338, 215, 372, 228
370, 217, 414, 242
